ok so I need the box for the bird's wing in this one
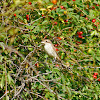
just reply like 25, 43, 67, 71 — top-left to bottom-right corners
52, 44, 61, 61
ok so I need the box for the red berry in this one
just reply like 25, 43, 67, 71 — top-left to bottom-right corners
57, 37, 62, 40
35, 63, 39, 67
74, 49, 77, 52
27, 17, 29, 20
87, 5, 89, 8
54, 22, 57, 25
77, 41, 82, 44
85, 17, 88, 20
53, 8, 56, 10
52, 0, 57, 4
77, 31, 79, 34
64, 19, 68, 22
51, 7, 54, 10
28, 2, 32, 5
92, 6, 95, 9
92, 19, 96, 23
42, 15, 44, 17
35, 63, 37, 66
94, 73, 98, 76
78, 35, 83, 39
26, 15, 29, 20
73, 0, 76, 1
53, 7, 57, 10
14, 14, 16, 17
60, 6, 64, 9
56, 48, 59, 51
96, 4, 99, 6
54, 44, 58, 47
98, 79, 100, 81
26, 15, 29, 18
56, 64, 59, 67
97, 22, 99, 25
78, 31, 83, 35
93, 75, 97, 79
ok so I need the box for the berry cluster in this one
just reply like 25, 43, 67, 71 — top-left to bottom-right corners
77, 31, 83, 39
93, 73, 100, 82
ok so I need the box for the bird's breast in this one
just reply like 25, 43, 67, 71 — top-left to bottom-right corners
44, 44, 56, 57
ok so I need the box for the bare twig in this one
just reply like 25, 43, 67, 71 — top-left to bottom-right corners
12, 83, 25, 100
0, 89, 14, 100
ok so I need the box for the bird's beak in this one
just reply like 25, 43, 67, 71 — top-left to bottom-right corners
41, 41, 45, 44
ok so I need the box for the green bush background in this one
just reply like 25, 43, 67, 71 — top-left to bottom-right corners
0, 0, 100, 99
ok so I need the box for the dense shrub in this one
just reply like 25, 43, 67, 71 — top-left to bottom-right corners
0, 0, 100, 99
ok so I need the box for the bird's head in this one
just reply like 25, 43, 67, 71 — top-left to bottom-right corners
41, 39, 52, 45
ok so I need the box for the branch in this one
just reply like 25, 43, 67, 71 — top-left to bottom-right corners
11, 83, 25, 100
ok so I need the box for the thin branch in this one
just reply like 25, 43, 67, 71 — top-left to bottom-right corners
29, 91, 45, 99
0, 89, 14, 100
12, 83, 25, 100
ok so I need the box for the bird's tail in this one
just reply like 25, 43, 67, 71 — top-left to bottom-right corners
56, 56, 61, 61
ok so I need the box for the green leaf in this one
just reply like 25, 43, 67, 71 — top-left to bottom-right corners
91, 30, 98, 36
96, 57, 100, 61
7, 73, 14, 84
61, 2, 67, 5
0, 42, 5, 50
98, 25, 100, 31
72, 28, 77, 35
38, 84, 43, 89
0, 55, 4, 63
17, 15, 23, 20
45, 92, 50, 98
67, 8, 73, 11
61, 52, 65, 59
67, 87, 71, 98
94, 94, 98, 100
42, 20, 48, 24
1, 76, 5, 88
32, 35, 36, 39
49, 92, 54, 97
51, 10, 55, 17
44, 54, 48, 58
82, 27, 87, 34
52, 68, 60, 76
87, 24, 93, 30
51, 33, 54, 36
22, 34, 30, 38
89, 10, 96, 19
61, 74, 65, 84
24, 38, 28, 42
83, 10, 89, 15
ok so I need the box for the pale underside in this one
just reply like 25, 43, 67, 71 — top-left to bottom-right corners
44, 43, 58, 59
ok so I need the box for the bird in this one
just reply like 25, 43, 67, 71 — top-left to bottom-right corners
41, 39, 61, 61
41, 39, 71, 70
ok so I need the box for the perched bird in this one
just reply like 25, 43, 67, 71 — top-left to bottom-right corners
41, 39, 71, 70
41, 39, 61, 61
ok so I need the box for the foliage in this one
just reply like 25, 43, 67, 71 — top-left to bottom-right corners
0, 0, 100, 99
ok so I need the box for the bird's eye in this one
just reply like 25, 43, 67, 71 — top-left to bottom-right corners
46, 41, 47, 42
